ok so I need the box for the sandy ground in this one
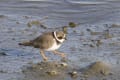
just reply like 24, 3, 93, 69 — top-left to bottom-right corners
0, 14, 120, 80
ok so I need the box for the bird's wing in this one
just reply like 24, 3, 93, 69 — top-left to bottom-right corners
32, 34, 54, 49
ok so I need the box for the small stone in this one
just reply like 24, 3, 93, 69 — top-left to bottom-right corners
86, 28, 91, 32
69, 71, 78, 78
39, 67, 43, 70
89, 44, 95, 48
60, 62, 68, 67
23, 16, 30, 19
46, 70, 58, 76
69, 22, 77, 28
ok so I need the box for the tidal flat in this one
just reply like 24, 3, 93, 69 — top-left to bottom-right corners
0, 0, 120, 80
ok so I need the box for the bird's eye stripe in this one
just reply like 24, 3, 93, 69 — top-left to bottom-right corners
58, 37, 63, 39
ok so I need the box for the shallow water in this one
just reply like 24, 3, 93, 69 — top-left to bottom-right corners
0, 0, 120, 80
1, 0, 120, 25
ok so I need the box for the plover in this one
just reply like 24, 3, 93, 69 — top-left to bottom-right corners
19, 31, 67, 61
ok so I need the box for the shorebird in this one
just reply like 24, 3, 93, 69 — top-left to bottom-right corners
19, 31, 67, 61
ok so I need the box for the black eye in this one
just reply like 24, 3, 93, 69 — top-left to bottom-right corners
58, 36, 63, 39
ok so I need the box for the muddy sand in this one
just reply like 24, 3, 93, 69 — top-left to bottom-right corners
0, 1, 120, 80
21, 60, 120, 80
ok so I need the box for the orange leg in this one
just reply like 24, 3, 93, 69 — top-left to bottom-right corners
40, 49, 48, 61
52, 50, 66, 58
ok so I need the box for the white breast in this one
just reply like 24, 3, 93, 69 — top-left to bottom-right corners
45, 39, 62, 51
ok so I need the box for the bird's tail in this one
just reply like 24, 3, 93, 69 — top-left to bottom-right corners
19, 41, 33, 46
